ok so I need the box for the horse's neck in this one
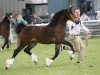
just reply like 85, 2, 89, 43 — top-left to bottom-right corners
2, 20, 10, 29
58, 17, 67, 27
48, 15, 68, 29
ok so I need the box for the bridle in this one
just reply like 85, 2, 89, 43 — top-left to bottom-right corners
67, 6, 75, 22
69, 13, 75, 22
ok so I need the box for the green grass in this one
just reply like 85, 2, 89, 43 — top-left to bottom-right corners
0, 38, 100, 75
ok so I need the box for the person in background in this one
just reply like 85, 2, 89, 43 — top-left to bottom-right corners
31, 12, 42, 24
96, 11, 100, 20
12, 14, 27, 33
64, 6, 91, 64
11, 14, 28, 46
80, 13, 90, 21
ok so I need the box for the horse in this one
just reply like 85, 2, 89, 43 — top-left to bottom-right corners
5, 8, 76, 69
0, 13, 12, 50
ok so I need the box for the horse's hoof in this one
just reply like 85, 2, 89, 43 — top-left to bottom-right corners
34, 61, 37, 65
70, 54, 75, 60
31, 54, 38, 65
5, 58, 14, 70
70, 56, 73, 60
46, 58, 53, 67
5, 66, 9, 70
5, 64, 11, 70
68, 50, 75, 60
0, 48, 3, 51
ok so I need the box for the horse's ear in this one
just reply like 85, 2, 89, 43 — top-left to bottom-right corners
67, 6, 74, 15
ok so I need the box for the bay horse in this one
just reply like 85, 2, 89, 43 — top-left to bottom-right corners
6, 9, 76, 69
0, 13, 12, 50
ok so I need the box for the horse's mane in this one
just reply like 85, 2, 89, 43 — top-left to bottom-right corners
49, 9, 67, 26
2, 13, 11, 25
1, 15, 7, 24
2, 14, 8, 24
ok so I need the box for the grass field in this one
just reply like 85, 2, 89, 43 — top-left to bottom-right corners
0, 38, 100, 75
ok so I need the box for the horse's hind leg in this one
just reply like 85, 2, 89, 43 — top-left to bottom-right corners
5, 44, 25, 70
46, 44, 61, 67
24, 42, 38, 65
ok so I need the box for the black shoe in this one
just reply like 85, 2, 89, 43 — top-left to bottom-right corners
77, 61, 81, 64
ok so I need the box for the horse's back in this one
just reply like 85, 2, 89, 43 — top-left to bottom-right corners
19, 26, 55, 44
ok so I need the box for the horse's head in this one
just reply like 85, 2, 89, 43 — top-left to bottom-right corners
2, 13, 13, 24
5, 13, 13, 20
66, 6, 81, 22
49, 8, 77, 27
63, 8, 76, 23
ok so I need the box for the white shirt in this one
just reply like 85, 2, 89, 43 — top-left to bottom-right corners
66, 20, 90, 36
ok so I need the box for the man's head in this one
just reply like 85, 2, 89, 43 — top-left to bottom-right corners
72, 7, 80, 19
69, 6, 80, 19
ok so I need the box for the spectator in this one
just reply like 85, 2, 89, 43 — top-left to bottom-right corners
96, 11, 100, 20
12, 14, 27, 33
25, 14, 33, 24
80, 13, 90, 21
31, 12, 42, 24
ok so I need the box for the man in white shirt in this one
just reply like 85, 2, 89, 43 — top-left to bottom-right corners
66, 7, 90, 64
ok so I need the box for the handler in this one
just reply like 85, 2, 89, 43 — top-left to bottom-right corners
66, 6, 90, 64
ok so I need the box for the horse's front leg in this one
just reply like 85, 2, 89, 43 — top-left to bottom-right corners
5, 44, 25, 70
1, 38, 8, 50
46, 44, 60, 67
62, 40, 75, 60
24, 42, 38, 65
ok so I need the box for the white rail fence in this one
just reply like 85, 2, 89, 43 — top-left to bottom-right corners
82, 20, 100, 37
